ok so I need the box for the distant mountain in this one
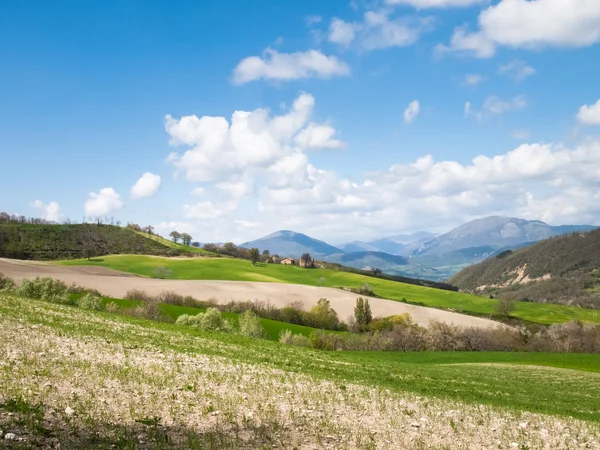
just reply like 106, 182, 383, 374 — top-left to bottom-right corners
415, 216, 597, 256
241, 230, 344, 258
324, 251, 408, 270
450, 228, 600, 309
339, 232, 435, 256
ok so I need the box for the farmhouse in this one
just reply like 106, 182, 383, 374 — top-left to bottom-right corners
280, 257, 295, 265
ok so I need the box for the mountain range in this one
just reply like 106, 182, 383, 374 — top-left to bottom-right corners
241, 216, 597, 280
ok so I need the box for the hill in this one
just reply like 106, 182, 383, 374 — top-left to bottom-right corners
58, 254, 600, 325
324, 251, 408, 269
450, 229, 600, 309
339, 232, 434, 255
1, 292, 600, 449
0, 223, 193, 260
241, 230, 344, 258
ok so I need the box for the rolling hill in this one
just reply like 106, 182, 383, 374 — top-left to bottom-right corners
450, 228, 600, 309
0, 223, 199, 260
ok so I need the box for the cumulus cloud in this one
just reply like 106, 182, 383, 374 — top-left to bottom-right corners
439, 0, 600, 58
165, 92, 342, 182
182, 201, 237, 220
328, 10, 431, 50
386, 0, 487, 7
232, 48, 350, 84
84, 188, 124, 218
30, 200, 62, 222
466, 95, 527, 121
154, 221, 197, 236
403, 100, 420, 124
499, 59, 536, 82
130, 172, 161, 199
577, 99, 600, 125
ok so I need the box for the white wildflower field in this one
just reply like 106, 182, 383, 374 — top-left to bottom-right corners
1, 293, 599, 449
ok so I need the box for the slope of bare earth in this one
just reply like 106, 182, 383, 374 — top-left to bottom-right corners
1, 298, 598, 449
0, 258, 503, 329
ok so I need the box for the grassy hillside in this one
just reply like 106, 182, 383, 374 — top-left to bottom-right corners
0, 224, 198, 260
451, 229, 600, 308
60, 254, 600, 325
132, 231, 213, 255
1, 293, 600, 449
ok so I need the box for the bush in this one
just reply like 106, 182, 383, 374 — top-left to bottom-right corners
289, 334, 310, 347
200, 308, 233, 332
153, 266, 173, 279
105, 302, 119, 313
238, 310, 265, 338
279, 329, 293, 344
124, 289, 154, 302
495, 298, 515, 317
77, 293, 104, 311
307, 298, 341, 330
0, 272, 15, 292
17, 277, 69, 302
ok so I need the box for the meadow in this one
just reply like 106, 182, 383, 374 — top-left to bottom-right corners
1, 292, 599, 448
61, 254, 600, 325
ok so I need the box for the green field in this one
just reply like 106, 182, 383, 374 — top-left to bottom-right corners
61, 254, 600, 325
91, 296, 319, 340
2, 293, 600, 423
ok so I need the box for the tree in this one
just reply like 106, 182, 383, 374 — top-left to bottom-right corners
354, 297, 373, 330
82, 230, 100, 260
300, 253, 313, 268
181, 233, 192, 246
144, 225, 154, 235
169, 231, 182, 243
262, 249, 270, 256
494, 297, 515, 317
249, 248, 260, 265
308, 298, 340, 330
372, 267, 382, 276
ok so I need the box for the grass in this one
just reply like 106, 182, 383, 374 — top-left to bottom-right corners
132, 231, 214, 255
1, 292, 600, 424
60, 254, 600, 325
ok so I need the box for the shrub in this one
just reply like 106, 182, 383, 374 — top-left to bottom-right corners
238, 310, 265, 338
495, 298, 515, 317
17, 277, 69, 302
289, 334, 310, 347
200, 308, 233, 332
124, 289, 154, 302
307, 298, 340, 330
105, 302, 119, 313
153, 266, 173, 279
0, 272, 15, 292
77, 293, 104, 311
279, 329, 293, 344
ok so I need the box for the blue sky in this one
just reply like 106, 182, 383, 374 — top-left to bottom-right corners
1, 0, 600, 243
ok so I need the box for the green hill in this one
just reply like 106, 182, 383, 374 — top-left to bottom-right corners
450, 229, 600, 309
0, 224, 196, 260
60, 254, 600, 325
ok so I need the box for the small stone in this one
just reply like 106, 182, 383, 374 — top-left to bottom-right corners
410, 422, 421, 428
65, 406, 75, 416
519, 422, 527, 429
4, 433, 16, 441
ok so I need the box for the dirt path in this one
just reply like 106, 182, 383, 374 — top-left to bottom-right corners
0, 258, 502, 329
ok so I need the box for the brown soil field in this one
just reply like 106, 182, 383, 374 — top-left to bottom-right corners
0, 258, 503, 329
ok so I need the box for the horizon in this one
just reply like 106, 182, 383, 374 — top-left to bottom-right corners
2, 1, 600, 243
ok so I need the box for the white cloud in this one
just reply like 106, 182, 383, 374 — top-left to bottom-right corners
166, 92, 341, 183
182, 201, 236, 220
466, 95, 527, 121
130, 172, 161, 199
30, 200, 62, 222
154, 221, 197, 236
577, 99, 600, 125
464, 74, 484, 85
499, 59, 535, 82
386, 0, 487, 8
232, 48, 350, 84
512, 130, 531, 140
84, 188, 124, 218
294, 123, 344, 149
234, 220, 261, 228
305, 15, 322, 26
440, 0, 600, 58
328, 11, 431, 51
191, 187, 205, 196
329, 18, 359, 46
403, 100, 420, 124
